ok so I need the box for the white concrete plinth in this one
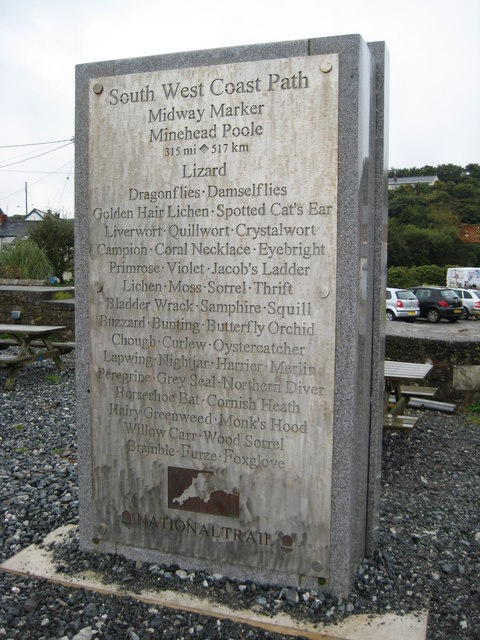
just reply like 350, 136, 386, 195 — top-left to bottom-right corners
0, 526, 428, 640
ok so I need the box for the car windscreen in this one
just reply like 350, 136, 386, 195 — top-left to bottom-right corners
440, 290, 459, 300
397, 291, 417, 300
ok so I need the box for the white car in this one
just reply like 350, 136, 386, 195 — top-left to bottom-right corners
449, 288, 480, 319
386, 288, 420, 321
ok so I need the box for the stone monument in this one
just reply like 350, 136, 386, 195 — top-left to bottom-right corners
75, 35, 388, 596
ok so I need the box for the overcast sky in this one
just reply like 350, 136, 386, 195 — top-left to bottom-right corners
1, 0, 479, 218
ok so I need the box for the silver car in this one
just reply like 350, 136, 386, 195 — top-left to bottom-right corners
449, 288, 480, 319
386, 288, 420, 321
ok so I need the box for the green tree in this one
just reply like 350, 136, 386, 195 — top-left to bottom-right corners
0, 238, 53, 280
387, 164, 480, 268
436, 164, 465, 183
29, 214, 74, 282
466, 163, 480, 179
388, 187, 419, 218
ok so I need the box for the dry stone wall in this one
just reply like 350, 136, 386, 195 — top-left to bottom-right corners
0, 286, 74, 340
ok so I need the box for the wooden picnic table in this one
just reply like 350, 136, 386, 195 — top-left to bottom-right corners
384, 360, 434, 430
0, 324, 67, 390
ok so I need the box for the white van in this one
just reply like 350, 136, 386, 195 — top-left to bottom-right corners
446, 267, 480, 289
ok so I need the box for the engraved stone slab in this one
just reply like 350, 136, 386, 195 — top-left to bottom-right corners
76, 35, 388, 595
87, 55, 337, 580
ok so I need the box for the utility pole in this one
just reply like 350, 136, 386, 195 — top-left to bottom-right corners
25, 181, 28, 216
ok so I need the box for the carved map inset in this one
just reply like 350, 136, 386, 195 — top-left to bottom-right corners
168, 467, 240, 518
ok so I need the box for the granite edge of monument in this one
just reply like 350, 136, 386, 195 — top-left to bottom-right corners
303, 36, 388, 594
364, 41, 389, 558
74, 35, 388, 597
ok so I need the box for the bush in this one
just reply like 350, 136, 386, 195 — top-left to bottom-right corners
387, 265, 448, 288
0, 238, 53, 280
29, 214, 74, 283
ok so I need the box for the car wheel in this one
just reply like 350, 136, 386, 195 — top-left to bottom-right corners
386, 309, 395, 321
461, 307, 469, 320
427, 308, 441, 323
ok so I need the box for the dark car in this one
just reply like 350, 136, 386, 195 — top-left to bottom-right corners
408, 286, 463, 323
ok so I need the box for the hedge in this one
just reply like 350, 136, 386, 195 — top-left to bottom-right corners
386, 265, 450, 288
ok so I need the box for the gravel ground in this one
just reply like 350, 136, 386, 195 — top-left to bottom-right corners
0, 353, 479, 639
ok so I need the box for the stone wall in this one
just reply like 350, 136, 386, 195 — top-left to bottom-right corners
0, 286, 74, 340
386, 334, 480, 405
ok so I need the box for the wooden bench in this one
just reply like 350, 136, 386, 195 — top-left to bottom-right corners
384, 360, 434, 431
389, 383, 455, 413
0, 338, 75, 352
0, 349, 67, 390
0, 338, 19, 350
400, 385, 438, 398
49, 341, 75, 353
0, 348, 67, 367
0, 324, 68, 390
384, 414, 419, 431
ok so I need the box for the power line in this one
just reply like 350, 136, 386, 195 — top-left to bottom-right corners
0, 141, 74, 169
0, 137, 74, 149
30, 161, 74, 189
0, 169, 72, 174
0, 160, 74, 201
56, 164, 74, 211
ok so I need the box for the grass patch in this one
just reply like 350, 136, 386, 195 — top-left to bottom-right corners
51, 291, 74, 300
45, 374, 61, 384
464, 398, 480, 413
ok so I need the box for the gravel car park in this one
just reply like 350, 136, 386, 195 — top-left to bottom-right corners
408, 286, 463, 323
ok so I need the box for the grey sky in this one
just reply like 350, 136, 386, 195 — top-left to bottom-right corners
1, 0, 479, 217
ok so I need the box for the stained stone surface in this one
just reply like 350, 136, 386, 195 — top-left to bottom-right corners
75, 35, 388, 594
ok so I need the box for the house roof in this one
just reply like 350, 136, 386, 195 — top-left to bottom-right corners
0, 218, 41, 238
388, 175, 438, 189
25, 208, 48, 221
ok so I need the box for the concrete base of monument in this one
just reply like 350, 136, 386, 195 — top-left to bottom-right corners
1, 526, 428, 640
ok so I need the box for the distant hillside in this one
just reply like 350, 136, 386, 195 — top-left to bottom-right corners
387, 164, 480, 267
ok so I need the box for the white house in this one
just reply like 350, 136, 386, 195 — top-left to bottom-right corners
388, 175, 438, 190
24, 208, 49, 221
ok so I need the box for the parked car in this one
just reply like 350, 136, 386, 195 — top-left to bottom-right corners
386, 288, 420, 321
408, 286, 462, 323
449, 287, 480, 319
